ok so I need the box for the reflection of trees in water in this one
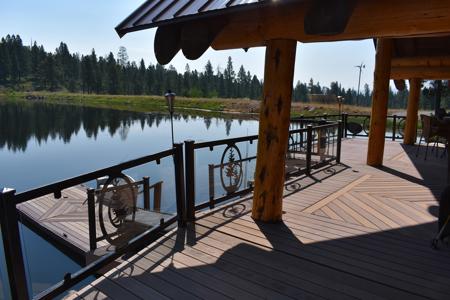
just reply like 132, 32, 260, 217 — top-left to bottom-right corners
0, 102, 155, 152
0, 101, 251, 152
204, 117, 212, 130
225, 120, 233, 136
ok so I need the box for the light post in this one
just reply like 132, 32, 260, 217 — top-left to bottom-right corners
337, 96, 344, 115
164, 90, 176, 147
355, 62, 365, 106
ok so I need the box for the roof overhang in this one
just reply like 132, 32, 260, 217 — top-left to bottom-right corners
116, 0, 450, 65
389, 37, 450, 80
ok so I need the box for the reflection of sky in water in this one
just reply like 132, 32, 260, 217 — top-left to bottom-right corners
0, 101, 259, 298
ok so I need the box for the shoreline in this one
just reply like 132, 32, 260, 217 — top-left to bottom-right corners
0, 91, 408, 119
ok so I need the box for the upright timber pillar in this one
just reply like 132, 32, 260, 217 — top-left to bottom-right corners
252, 39, 297, 222
367, 38, 393, 166
403, 78, 421, 145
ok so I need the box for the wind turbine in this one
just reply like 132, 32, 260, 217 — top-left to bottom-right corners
355, 63, 365, 106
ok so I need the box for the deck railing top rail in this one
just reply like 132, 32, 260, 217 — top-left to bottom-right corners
6, 115, 413, 300
13, 148, 176, 205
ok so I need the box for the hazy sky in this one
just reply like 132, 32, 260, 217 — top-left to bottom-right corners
1, 0, 376, 90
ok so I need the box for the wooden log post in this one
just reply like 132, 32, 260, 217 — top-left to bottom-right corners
403, 78, 421, 145
252, 39, 297, 222
367, 38, 393, 167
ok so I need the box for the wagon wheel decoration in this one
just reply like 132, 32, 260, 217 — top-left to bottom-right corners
220, 144, 243, 194
362, 116, 371, 135
397, 118, 406, 138
98, 173, 137, 246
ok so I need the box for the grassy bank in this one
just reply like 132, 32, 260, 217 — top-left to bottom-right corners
0, 91, 406, 118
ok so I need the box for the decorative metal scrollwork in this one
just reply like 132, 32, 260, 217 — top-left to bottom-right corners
98, 173, 137, 246
220, 144, 243, 194
346, 122, 363, 136
362, 116, 371, 135
397, 118, 406, 138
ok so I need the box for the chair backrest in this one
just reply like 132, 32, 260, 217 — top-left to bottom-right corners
420, 114, 439, 142
436, 108, 447, 120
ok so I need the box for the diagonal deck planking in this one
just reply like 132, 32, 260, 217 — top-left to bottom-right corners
17, 185, 174, 264
68, 139, 450, 300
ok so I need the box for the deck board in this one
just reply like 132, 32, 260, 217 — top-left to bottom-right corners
70, 139, 450, 299
17, 185, 175, 264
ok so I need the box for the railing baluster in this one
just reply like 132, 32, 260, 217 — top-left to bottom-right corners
87, 188, 97, 252
300, 115, 304, 148
143, 176, 150, 210
153, 182, 162, 212
208, 164, 215, 209
340, 113, 346, 138
173, 143, 186, 227
337, 121, 342, 163
184, 140, 196, 222
306, 125, 313, 174
0, 189, 30, 300
392, 114, 397, 141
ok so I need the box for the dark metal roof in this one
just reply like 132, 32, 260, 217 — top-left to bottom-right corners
115, 0, 263, 37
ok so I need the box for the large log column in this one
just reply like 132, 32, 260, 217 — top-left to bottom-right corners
403, 78, 421, 145
367, 38, 393, 167
252, 39, 297, 222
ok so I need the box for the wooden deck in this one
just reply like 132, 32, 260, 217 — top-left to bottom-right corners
68, 139, 450, 299
17, 186, 174, 264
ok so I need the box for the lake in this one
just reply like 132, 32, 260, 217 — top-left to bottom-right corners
0, 100, 259, 299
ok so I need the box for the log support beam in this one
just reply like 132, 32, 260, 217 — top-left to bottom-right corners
403, 78, 422, 145
212, 0, 450, 50
390, 66, 450, 80
367, 38, 393, 167
252, 39, 297, 222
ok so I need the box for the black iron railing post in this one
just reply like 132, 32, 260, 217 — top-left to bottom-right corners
341, 113, 347, 138
0, 189, 30, 300
306, 125, 313, 174
143, 176, 150, 210
337, 121, 342, 164
184, 140, 195, 222
173, 143, 186, 227
392, 115, 397, 141
87, 188, 97, 252
299, 115, 304, 148
208, 164, 215, 209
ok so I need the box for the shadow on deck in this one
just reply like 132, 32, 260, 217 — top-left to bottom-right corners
70, 139, 450, 300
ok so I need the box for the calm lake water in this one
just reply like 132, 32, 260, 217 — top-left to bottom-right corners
0, 100, 259, 299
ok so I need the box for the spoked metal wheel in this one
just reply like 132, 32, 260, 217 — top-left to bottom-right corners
362, 116, 371, 135
98, 173, 137, 246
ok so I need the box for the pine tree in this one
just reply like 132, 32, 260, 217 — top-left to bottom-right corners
223, 56, 235, 98
106, 52, 118, 94
117, 46, 129, 67
236, 65, 247, 98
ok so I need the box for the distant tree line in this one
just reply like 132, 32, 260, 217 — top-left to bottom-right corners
294, 78, 449, 109
0, 35, 263, 99
1, 34, 447, 109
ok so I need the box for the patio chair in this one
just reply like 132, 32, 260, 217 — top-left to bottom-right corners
436, 108, 447, 120
415, 115, 440, 160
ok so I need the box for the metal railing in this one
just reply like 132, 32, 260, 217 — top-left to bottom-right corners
291, 113, 407, 141
184, 120, 342, 221
0, 112, 409, 299
1, 144, 186, 300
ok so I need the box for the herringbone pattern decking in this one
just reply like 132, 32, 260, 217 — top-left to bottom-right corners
68, 139, 450, 300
